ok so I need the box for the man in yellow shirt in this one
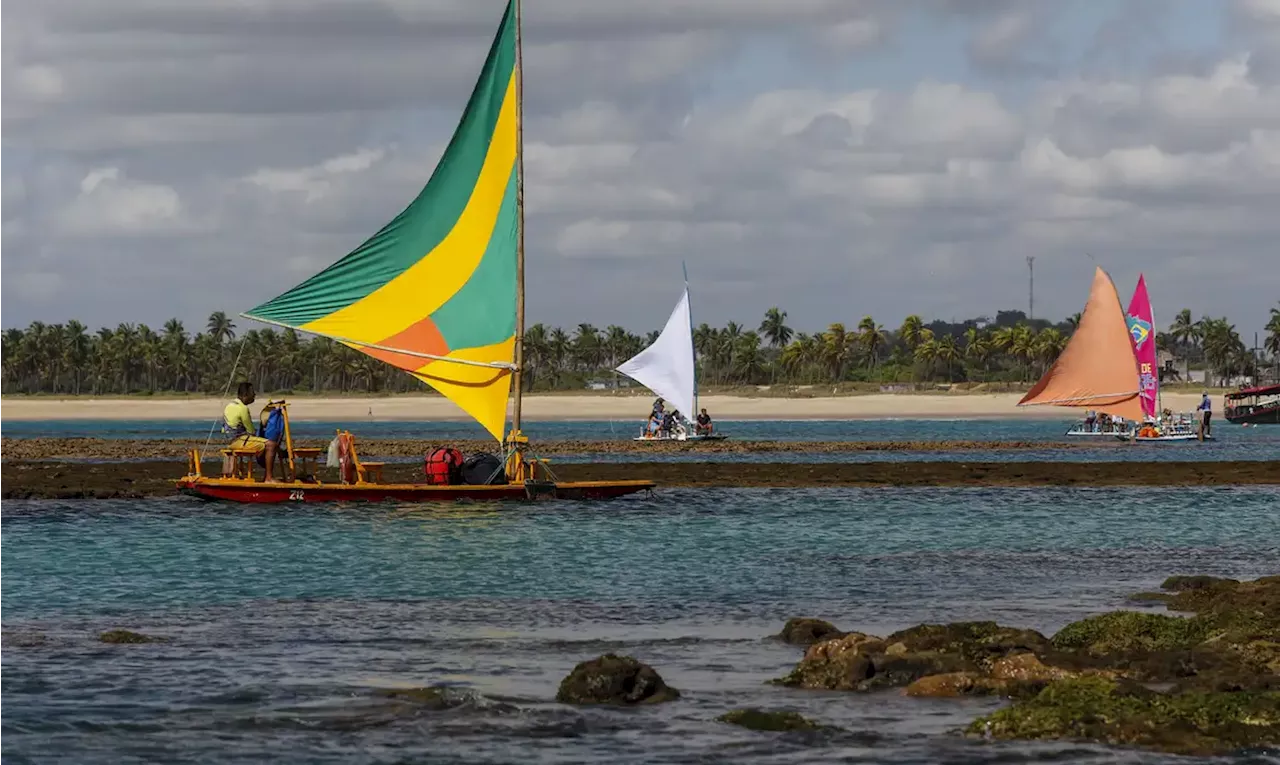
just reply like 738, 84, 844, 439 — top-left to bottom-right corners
224, 382, 281, 481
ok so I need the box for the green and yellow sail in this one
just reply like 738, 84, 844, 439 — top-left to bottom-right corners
244, 0, 518, 441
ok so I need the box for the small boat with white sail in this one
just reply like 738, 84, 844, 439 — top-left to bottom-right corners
616, 275, 727, 442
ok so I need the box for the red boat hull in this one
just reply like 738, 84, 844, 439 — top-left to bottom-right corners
175, 477, 655, 504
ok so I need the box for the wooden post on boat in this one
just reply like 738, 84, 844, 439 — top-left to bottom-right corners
506, 0, 530, 482
281, 402, 297, 480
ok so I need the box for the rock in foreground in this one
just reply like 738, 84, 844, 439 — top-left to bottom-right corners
776, 622, 1050, 693
719, 708, 826, 732
778, 618, 845, 646
98, 629, 164, 644
556, 654, 680, 705
969, 676, 1280, 756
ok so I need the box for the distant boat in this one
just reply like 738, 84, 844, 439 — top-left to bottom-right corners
1021, 267, 1146, 432
1225, 384, 1280, 425
616, 276, 726, 442
1023, 267, 1207, 441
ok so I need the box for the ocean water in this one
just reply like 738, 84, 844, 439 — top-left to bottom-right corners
5, 487, 1280, 764
6, 417, 1279, 463
0, 416, 1196, 442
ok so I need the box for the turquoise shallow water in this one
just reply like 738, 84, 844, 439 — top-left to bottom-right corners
4, 487, 1280, 763
7, 417, 1279, 462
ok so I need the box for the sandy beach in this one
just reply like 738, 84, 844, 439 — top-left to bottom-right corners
0, 392, 1210, 422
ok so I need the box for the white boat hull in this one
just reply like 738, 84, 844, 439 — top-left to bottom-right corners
632, 433, 727, 442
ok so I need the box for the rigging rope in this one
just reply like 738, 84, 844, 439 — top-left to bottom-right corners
202, 335, 249, 455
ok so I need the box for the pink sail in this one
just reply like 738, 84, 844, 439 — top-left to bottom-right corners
1125, 274, 1159, 419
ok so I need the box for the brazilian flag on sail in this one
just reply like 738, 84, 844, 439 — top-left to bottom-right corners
245, 1, 518, 441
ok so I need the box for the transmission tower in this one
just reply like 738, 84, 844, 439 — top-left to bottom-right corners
1026, 256, 1035, 322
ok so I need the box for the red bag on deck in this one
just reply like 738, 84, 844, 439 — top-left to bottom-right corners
424, 447, 464, 486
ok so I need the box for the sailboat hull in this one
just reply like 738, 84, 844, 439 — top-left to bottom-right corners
175, 477, 656, 504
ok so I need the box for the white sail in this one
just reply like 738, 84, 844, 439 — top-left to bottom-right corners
616, 288, 696, 421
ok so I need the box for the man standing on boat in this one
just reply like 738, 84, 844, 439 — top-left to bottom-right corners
1197, 391, 1213, 438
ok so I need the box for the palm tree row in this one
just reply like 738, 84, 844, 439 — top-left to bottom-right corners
3, 304, 1277, 395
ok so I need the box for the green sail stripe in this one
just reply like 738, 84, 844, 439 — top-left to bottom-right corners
430, 166, 518, 350
245, 0, 516, 327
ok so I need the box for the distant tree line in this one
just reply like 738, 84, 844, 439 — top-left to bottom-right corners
3, 305, 1278, 395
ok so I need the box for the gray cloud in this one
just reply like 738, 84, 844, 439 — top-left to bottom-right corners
3, 0, 1279, 341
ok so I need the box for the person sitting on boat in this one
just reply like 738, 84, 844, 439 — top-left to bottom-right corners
660, 410, 676, 437
695, 408, 713, 436
223, 382, 280, 481
1084, 410, 1096, 433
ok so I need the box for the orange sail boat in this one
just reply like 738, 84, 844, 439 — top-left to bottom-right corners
1019, 267, 1145, 430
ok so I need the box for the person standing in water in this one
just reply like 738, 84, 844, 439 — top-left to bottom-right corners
1197, 391, 1213, 438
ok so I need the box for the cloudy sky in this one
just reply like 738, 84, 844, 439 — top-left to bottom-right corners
4, 0, 1279, 340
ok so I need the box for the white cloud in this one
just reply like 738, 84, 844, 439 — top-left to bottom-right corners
59, 167, 186, 237
2, 0, 1278, 338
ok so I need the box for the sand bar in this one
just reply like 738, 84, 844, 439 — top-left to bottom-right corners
0, 392, 1211, 422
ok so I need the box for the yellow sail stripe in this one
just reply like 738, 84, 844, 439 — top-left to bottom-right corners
300, 71, 518, 344
409, 336, 516, 441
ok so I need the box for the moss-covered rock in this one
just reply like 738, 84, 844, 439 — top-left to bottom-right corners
1050, 611, 1211, 654
719, 708, 826, 732
778, 618, 845, 646
555, 654, 680, 705
885, 621, 1051, 666
968, 676, 1280, 756
774, 632, 881, 689
98, 629, 165, 644
905, 672, 997, 697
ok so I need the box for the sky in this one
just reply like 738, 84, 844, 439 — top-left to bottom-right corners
4, 0, 1279, 341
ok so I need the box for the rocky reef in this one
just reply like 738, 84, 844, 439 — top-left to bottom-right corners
555, 654, 680, 706
98, 629, 165, 644
776, 574, 1280, 755
719, 708, 828, 732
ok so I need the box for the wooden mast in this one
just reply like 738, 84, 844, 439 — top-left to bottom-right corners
510, 0, 527, 439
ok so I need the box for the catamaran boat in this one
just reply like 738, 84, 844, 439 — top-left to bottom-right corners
615, 278, 727, 443
1025, 268, 1210, 442
1065, 415, 1134, 438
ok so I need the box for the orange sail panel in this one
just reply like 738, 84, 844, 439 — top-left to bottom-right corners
1018, 266, 1144, 420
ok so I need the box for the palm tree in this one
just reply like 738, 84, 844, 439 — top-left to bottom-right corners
1265, 303, 1280, 379
758, 307, 793, 349
963, 328, 992, 376
914, 335, 940, 379
1169, 308, 1200, 379
733, 331, 766, 384
572, 324, 602, 373
63, 321, 90, 394
821, 323, 853, 382
207, 311, 236, 344
858, 315, 885, 371
898, 315, 924, 351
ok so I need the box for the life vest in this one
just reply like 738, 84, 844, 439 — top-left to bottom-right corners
425, 447, 464, 485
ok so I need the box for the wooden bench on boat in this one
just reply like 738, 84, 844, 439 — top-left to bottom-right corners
291, 447, 325, 483
221, 446, 262, 480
